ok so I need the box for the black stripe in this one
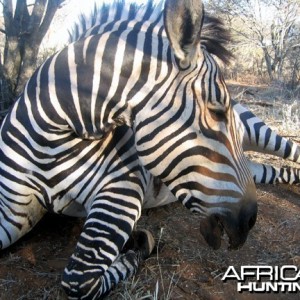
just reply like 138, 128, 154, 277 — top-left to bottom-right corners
283, 141, 292, 159
239, 112, 253, 140
268, 166, 276, 184
274, 135, 282, 151
261, 164, 267, 183
264, 127, 272, 148
253, 122, 264, 145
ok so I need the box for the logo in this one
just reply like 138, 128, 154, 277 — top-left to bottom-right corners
222, 266, 300, 293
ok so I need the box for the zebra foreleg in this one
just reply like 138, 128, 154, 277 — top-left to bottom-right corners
233, 101, 300, 164
61, 197, 153, 299
248, 160, 300, 185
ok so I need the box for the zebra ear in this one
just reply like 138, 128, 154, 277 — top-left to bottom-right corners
164, 0, 204, 69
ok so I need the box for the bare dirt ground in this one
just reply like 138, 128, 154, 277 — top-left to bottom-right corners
0, 83, 299, 299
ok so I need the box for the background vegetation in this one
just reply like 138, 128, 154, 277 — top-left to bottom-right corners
207, 0, 300, 88
0, 0, 65, 120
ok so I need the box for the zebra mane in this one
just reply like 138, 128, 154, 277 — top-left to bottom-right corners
69, 1, 232, 64
201, 15, 233, 65
68, 0, 161, 42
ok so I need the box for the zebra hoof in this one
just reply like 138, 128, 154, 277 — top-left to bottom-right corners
126, 229, 155, 260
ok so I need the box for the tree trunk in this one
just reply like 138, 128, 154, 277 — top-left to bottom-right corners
0, 0, 65, 104
16, 37, 42, 95
262, 48, 274, 81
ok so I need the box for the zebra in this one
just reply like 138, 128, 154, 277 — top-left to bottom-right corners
233, 101, 300, 185
0, 1, 258, 298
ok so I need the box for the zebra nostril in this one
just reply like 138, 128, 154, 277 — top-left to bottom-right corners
242, 181, 258, 232
248, 214, 257, 230
244, 199, 257, 232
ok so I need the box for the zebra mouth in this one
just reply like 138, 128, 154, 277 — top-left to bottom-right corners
200, 215, 224, 250
200, 215, 248, 250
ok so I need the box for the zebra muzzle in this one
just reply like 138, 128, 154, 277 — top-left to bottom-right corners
200, 180, 258, 250
200, 201, 257, 250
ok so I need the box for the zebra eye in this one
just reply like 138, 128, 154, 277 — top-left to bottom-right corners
208, 107, 227, 121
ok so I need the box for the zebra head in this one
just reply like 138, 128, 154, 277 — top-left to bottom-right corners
134, 0, 257, 250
